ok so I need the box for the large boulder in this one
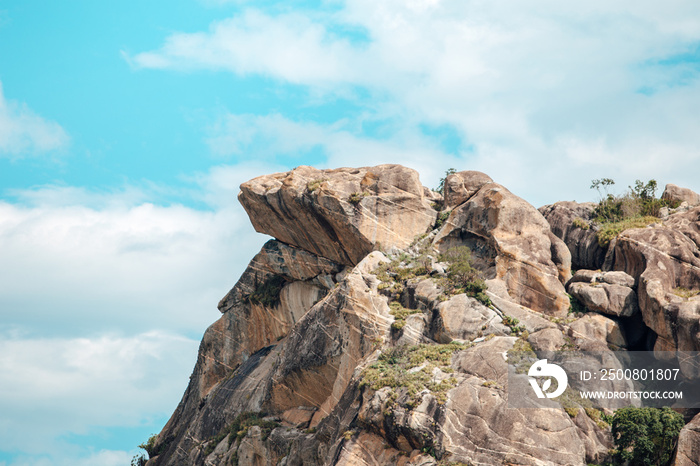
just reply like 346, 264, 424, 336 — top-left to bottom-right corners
432, 293, 506, 342
238, 165, 437, 265
665, 206, 700, 249
435, 183, 571, 316
662, 183, 700, 207
568, 313, 628, 348
539, 201, 607, 270
568, 282, 638, 317
443, 170, 493, 209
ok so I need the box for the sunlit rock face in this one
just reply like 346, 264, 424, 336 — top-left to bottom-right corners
146, 167, 700, 466
238, 164, 438, 266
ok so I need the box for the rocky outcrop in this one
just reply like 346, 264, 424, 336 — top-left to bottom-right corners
432, 294, 507, 342
442, 170, 493, 209
567, 270, 638, 318
238, 165, 437, 265
539, 201, 606, 270
605, 227, 700, 375
149, 165, 700, 466
663, 184, 700, 208
435, 182, 571, 315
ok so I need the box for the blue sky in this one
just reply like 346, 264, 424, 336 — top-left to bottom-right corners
1, 1, 700, 465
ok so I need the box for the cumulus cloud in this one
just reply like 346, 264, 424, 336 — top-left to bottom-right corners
128, 10, 359, 86
205, 112, 462, 190
0, 163, 279, 463
0, 82, 69, 157
0, 167, 271, 337
130, 1, 700, 205
0, 331, 197, 460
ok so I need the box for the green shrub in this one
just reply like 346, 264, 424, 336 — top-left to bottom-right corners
306, 178, 327, 192
360, 343, 466, 408
611, 407, 683, 466
434, 210, 451, 230
348, 191, 368, 205
596, 216, 658, 247
435, 168, 457, 195
438, 246, 493, 306
572, 217, 590, 230
568, 293, 586, 314
138, 434, 158, 458
131, 454, 147, 466
501, 315, 525, 336
389, 301, 422, 331
247, 275, 286, 308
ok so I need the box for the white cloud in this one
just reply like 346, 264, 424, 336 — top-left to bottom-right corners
0, 82, 69, 157
205, 112, 462, 190
131, 1, 700, 205
3, 449, 133, 466
128, 10, 359, 86
0, 331, 196, 459
0, 169, 270, 337
0, 163, 278, 463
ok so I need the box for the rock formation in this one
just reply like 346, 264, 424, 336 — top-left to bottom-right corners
144, 169, 700, 466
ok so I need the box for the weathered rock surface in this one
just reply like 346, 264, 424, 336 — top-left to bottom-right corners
435, 182, 571, 316
569, 313, 628, 348
150, 166, 700, 466
442, 170, 493, 209
605, 227, 700, 375
432, 293, 506, 342
568, 281, 638, 317
675, 412, 700, 466
540, 201, 607, 270
239, 165, 437, 265
663, 183, 700, 208
528, 327, 567, 353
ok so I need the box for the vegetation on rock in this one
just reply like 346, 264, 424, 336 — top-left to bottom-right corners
306, 178, 327, 192
439, 246, 492, 307
435, 168, 457, 195
360, 343, 467, 408
389, 301, 422, 331
672, 286, 700, 299
247, 275, 286, 307
588, 178, 673, 247
596, 216, 659, 247
348, 191, 369, 205
203, 412, 280, 456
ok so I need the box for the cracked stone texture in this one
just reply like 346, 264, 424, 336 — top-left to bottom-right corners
604, 226, 700, 376
433, 293, 507, 342
442, 170, 493, 210
568, 313, 628, 348
434, 182, 572, 316
149, 252, 393, 466
540, 201, 607, 270
675, 412, 700, 466
567, 281, 639, 317
238, 165, 438, 266
200, 239, 343, 399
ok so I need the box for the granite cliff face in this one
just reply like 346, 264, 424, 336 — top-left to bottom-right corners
146, 165, 700, 466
